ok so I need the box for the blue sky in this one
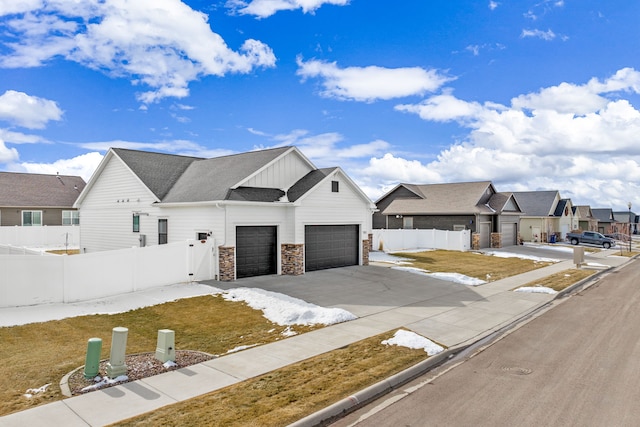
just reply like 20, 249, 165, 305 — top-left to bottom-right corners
1, 0, 639, 209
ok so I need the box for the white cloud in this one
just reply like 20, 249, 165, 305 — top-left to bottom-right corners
0, 90, 63, 129
0, 0, 42, 16
488, 1, 499, 11
227, 0, 349, 18
521, 28, 556, 40
360, 68, 640, 207
0, 128, 50, 144
1, 0, 276, 103
296, 58, 454, 102
266, 129, 390, 165
0, 139, 19, 163
19, 151, 104, 182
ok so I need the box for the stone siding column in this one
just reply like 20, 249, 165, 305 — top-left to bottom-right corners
281, 244, 304, 275
472, 232, 481, 250
362, 234, 373, 266
218, 246, 235, 281
491, 232, 502, 249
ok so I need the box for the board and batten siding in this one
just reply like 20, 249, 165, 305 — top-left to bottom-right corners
240, 151, 312, 190
222, 203, 291, 247
78, 156, 158, 252
294, 173, 372, 245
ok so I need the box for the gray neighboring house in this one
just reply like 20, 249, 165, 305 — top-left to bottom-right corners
0, 172, 85, 226
75, 146, 375, 281
612, 210, 638, 235
591, 208, 616, 234
374, 181, 522, 249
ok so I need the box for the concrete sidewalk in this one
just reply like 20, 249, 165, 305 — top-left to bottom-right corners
0, 249, 630, 427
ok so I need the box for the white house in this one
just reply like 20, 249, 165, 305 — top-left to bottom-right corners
74, 146, 376, 280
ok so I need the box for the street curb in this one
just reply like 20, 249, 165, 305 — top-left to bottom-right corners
289, 255, 638, 427
288, 348, 457, 427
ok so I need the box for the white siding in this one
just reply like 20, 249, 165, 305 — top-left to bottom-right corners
78, 157, 158, 252
156, 205, 225, 245
295, 172, 372, 246
241, 151, 312, 189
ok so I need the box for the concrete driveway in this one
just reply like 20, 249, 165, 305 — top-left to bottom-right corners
205, 265, 486, 318
482, 242, 606, 262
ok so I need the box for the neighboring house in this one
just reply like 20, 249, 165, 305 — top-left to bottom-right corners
512, 191, 576, 242
592, 208, 616, 234
573, 205, 598, 232
612, 210, 637, 235
374, 181, 522, 249
74, 146, 375, 281
0, 172, 85, 226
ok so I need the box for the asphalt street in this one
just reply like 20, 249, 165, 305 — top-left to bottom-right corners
331, 257, 640, 427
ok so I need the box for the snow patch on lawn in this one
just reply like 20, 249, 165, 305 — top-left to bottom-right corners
222, 288, 357, 326
24, 383, 51, 398
392, 266, 486, 286
382, 330, 444, 356
482, 250, 560, 263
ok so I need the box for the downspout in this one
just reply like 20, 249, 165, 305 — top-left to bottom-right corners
214, 202, 226, 280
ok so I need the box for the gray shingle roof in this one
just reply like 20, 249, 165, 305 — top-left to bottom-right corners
0, 172, 86, 207
287, 168, 337, 202
512, 190, 559, 216
112, 146, 303, 204
113, 148, 202, 200
592, 208, 614, 223
382, 181, 497, 215
162, 147, 291, 203
574, 205, 593, 219
226, 187, 285, 202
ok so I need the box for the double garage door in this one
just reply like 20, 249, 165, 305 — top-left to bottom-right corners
235, 225, 359, 278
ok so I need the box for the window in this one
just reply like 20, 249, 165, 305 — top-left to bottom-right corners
22, 210, 42, 226
197, 232, 208, 240
331, 180, 339, 192
158, 219, 168, 244
132, 214, 140, 232
62, 210, 80, 225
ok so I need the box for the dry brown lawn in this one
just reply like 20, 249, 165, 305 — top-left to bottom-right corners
112, 331, 430, 427
1, 248, 579, 423
0, 295, 315, 417
515, 268, 596, 292
395, 250, 553, 282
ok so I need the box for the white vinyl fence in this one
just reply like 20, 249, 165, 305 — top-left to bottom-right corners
372, 229, 471, 252
0, 239, 216, 308
0, 225, 80, 249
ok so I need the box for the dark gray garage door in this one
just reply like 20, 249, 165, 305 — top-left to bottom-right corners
305, 225, 359, 272
236, 226, 277, 278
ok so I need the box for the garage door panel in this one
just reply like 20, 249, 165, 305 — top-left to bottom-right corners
305, 225, 359, 272
236, 226, 277, 279
501, 223, 517, 246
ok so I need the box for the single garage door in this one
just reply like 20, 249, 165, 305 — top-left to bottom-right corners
501, 223, 517, 246
236, 226, 277, 278
305, 225, 359, 272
